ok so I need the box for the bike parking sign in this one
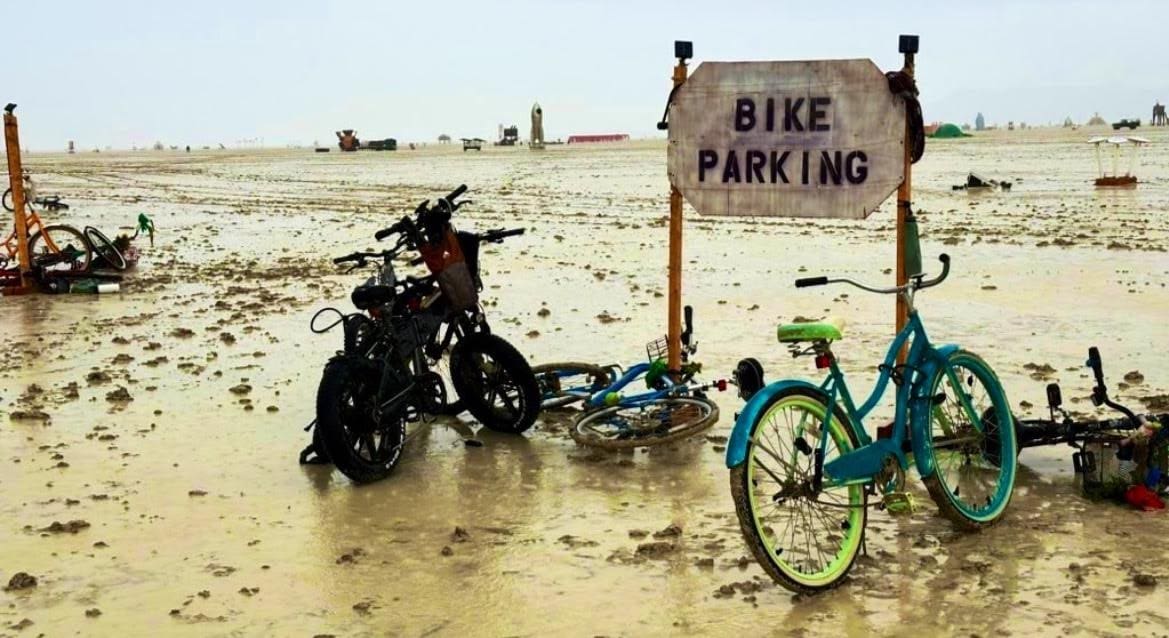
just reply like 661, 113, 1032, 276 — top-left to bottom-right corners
668, 59, 905, 219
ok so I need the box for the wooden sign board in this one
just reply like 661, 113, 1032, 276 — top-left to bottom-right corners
668, 59, 904, 219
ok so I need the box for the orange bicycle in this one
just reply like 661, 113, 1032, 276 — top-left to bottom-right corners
3, 172, 92, 272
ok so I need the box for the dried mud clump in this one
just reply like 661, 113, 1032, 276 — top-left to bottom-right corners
5, 572, 38, 591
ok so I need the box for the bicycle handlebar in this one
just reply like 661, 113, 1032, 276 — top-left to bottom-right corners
332, 247, 399, 265
375, 216, 415, 241
444, 184, 467, 203
795, 254, 951, 294
478, 227, 524, 243
794, 276, 828, 288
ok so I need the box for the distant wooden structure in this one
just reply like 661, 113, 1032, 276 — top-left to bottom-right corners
1089, 135, 1149, 187
438, 134, 451, 143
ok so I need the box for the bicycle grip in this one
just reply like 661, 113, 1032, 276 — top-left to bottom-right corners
445, 184, 467, 202
795, 276, 827, 288
375, 219, 405, 241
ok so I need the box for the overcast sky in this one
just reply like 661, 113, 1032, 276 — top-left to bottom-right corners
6, 0, 1167, 150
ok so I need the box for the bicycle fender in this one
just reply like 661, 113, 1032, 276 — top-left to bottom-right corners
726, 379, 824, 469
909, 343, 960, 478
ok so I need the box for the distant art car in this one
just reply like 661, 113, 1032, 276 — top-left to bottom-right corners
1112, 118, 1140, 130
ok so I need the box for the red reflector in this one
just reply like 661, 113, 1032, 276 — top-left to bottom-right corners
815, 354, 831, 369
716, 379, 728, 392
369, 308, 381, 318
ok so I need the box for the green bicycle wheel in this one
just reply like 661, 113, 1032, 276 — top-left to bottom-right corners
730, 387, 867, 594
921, 350, 1017, 529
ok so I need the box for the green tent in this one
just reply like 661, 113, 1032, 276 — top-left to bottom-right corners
932, 123, 970, 139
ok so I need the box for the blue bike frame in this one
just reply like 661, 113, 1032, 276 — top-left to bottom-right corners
582, 362, 679, 410
725, 310, 981, 485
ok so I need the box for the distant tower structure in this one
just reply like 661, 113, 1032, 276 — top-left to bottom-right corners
975, 113, 985, 131
530, 102, 545, 150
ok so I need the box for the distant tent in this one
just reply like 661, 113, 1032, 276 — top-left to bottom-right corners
931, 123, 970, 139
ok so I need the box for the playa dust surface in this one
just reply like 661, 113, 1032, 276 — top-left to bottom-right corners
2, 129, 1169, 636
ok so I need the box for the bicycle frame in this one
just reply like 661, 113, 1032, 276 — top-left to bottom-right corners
4, 209, 60, 257
726, 310, 984, 487
582, 362, 686, 410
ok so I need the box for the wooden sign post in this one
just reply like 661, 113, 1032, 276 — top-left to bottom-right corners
895, 37, 917, 361
667, 53, 689, 373
3, 103, 32, 294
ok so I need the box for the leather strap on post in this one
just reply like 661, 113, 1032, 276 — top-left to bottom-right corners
886, 71, 925, 164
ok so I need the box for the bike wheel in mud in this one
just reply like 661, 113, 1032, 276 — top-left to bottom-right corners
533, 362, 615, 410
84, 226, 127, 271
729, 387, 866, 594
571, 395, 718, 449
921, 350, 1017, 530
316, 357, 406, 484
343, 314, 380, 356
28, 224, 92, 273
449, 333, 539, 434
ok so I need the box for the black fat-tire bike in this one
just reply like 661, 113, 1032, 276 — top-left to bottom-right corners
311, 185, 540, 483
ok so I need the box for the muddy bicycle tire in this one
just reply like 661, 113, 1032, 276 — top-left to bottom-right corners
84, 226, 127, 271
570, 395, 718, 449
28, 224, 92, 272
316, 356, 406, 484
450, 333, 539, 434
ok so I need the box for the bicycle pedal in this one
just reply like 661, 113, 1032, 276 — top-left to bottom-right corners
882, 492, 916, 516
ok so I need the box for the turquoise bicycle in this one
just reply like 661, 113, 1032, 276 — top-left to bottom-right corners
726, 254, 1017, 593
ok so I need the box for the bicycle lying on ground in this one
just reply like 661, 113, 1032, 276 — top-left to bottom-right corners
3, 174, 128, 274
726, 254, 1018, 594
534, 305, 725, 449
1016, 347, 1168, 498
309, 185, 540, 483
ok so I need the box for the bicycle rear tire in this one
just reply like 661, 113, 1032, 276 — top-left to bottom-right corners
84, 226, 127, 271
28, 224, 92, 272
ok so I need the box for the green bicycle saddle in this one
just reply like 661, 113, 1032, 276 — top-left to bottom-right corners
776, 317, 846, 343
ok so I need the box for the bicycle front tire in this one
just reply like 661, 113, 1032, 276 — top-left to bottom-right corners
571, 395, 718, 449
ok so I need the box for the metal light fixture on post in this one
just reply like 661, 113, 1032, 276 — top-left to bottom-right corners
3, 102, 32, 295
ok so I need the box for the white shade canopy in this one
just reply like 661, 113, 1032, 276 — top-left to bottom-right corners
1087, 135, 1151, 145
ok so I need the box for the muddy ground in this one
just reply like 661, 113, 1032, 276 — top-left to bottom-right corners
2, 129, 1169, 637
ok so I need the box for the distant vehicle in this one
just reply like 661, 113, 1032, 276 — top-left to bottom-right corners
1112, 118, 1140, 130
494, 126, 519, 146
462, 138, 485, 152
364, 138, 397, 151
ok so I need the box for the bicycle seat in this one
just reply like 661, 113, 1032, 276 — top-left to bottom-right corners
776, 317, 846, 343
351, 285, 394, 310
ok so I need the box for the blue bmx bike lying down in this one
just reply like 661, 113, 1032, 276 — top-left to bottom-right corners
534, 306, 726, 449
726, 254, 1018, 593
